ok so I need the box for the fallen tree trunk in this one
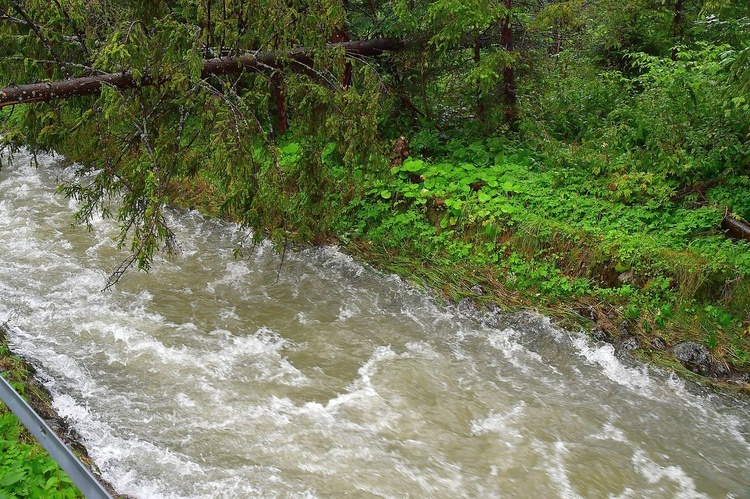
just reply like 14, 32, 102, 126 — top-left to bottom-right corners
721, 215, 750, 242
0, 37, 405, 108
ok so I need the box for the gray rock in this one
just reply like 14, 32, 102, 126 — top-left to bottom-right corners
484, 302, 500, 315
650, 337, 667, 350
618, 335, 640, 352
592, 327, 611, 343
712, 360, 730, 377
481, 302, 502, 328
671, 342, 716, 376
457, 298, 476, 315
470, 284, 484, 296
618, 270, 634, 284
581, 306, 599, 322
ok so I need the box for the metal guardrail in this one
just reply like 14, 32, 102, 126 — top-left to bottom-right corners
0, 374, 113, 499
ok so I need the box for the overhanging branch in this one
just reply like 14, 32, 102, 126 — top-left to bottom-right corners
0, 38, 406, 108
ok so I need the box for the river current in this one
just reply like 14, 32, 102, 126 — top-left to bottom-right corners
0, 150, 748, 498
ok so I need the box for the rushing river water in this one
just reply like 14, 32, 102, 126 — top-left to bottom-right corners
0, 150, 749, 498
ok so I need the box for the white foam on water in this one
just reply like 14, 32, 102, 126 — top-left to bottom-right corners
610, 487, 643, 499
326, 345, 396, 411
535, 440, 580, 499
8, 326, 101, 396
718, 413, 750, 454
52, 389, 207, 498
175, 392, 196, 408
660, 373, 750, 452
486, 328, 550, 375
295, 311, 317, 325
631, 450, 708, 498
470, 401, 526, 443
203, 251, 270, 297
336, 302, 360, 321
317, 246, 365, 278
51, 378, 315, 498
404, 340, 442, 360
588, 422, 629, 444
221, 328, 308, 386
81, 321, 196, 368
571, 334, 654, 394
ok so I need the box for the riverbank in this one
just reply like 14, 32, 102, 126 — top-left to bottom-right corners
343, 141, 750, 395
171, 136, 750, 396
342, 236, 750, 396
0, 323, 126, 498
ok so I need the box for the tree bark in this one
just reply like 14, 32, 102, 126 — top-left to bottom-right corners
271, 72, 288, 135
671, 0, 685, 61
721, 216, 750, 242
0, 38, 405, 108
336, 0, 352, 89
474, 35, 484, 123
500, 0, 517, 129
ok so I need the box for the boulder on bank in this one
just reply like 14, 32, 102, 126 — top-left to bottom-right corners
671, 341, 728, 378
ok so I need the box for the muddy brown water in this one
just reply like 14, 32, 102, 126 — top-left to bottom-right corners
1, 150, 749, 498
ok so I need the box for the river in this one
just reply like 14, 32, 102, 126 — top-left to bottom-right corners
0, 149, 748, 498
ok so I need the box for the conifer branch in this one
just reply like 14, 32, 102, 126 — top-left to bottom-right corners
0, 38, 406, 108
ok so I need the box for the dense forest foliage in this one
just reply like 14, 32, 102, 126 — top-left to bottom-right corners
0, 1, 749, 382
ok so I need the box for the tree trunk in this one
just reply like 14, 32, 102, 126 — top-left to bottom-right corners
338, 0, 352, 88
420, 52, 431, 121
671, 0, 684, 61
500, 0, 517, 129
0, 38, 405, 108
721, 216, 750, 242
271, 72, 288, 135
474, 36, 484, 123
